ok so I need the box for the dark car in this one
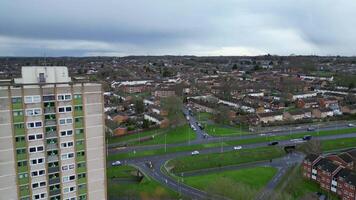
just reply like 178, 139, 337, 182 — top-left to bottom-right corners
268, 141, 279, 146
303, 135, 312, 140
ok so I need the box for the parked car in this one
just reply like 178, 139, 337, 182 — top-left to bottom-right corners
233, 146, 242, 150
111, 161, 122, 166
191, 150, 200, 155
268, 141, 279, 146
303, 135, 312, 141
348, 123, 355, 127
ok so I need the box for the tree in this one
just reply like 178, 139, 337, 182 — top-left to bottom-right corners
232, 64, 238, 70
134, 98, 144, 114
297, 139, 322, 155
161, 96, 182, 122
213, 105, 231, 125
349, 82, 355, 90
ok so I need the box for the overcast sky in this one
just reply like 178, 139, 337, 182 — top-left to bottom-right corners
0, 0, 355, 56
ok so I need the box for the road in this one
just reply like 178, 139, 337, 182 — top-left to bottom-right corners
109, 132, 356, 199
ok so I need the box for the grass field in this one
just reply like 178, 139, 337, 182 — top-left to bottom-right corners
195, 112, 213, 122
107, 165, 179, 199
183, 167, 277, 200
131, 124, 196, 146
167, 147, 284, 173
273, 165, 338, 200
322, 137, 356, 151
109, 124, 196, 146
204, 124, 248, 136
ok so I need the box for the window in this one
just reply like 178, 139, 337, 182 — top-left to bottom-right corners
24, 95, 41, 104
27, 121, 42, 129
14, 123, 24, 129
28, 133, 43, 141
63, 186, 76, 194
32, 181, 46, 189
12, 97, 22, 104
59, 118, 73, 125
16, 148, 26, 155
76, 140, 84, 146
43, 95, 55, 102
18, 172, 28, 179
61, 152, 74, 160
26, 108, 42, 116
77, 151, 85, 157
31, 169, 46, 177
29, 146, 44, 153
62, 175, 76, 183
57, 94, 72, 101
17, 160, 27, 167
77, 162, 86, 168
61, 141, 74, 148
58, 106, 72, 113
30, 158, 44, 165
33, 193, 46, 200
61, 164, 75, 171
65, 197, 76, 200
76, 129, 84, 135
74, 106, 83, 111
74, 94, 82, 99
15, 136, 26, 143
13, 110, 23, 116
78, 173, 86, 179
60, 130, 73, 137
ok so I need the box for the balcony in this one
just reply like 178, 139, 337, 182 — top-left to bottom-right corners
46, 131, 57, 139
49, 189, 61, 196
45, 120, 56, 127
48, 155, 59, 162
312, 175, 317, 180
16, 153, 27, 161
77, 167, 87, 174
312, 169, 317, 174
76, 155, 86, 163
44, 107, 56, 114
332, 180, 337, 186
78, 177, 87, 185
19, 187, 30, 198
15, 141, 26, 148
14, 127, 25, 136
74, 98, 83, 105
18, 166, 28, 173
48, 166, 60, 174
49, 178, 60, 185
76, 132, 85, 140
47, 143, 58, 151
18, 177, 29, 185
12, 102, 23, 110
13, 115, 24, 123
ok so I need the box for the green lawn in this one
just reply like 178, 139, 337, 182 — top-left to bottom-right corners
107, 165, 179, 200
167, 147, 285, 173
183, 167, 277, 200
322, 137, 356, 151
273, 165, 338, 200
108, 128, 164, 144
131, 124, 196, 146
109, 124, 196, 146
204, 124, 248, 136
195, 112, 213, 122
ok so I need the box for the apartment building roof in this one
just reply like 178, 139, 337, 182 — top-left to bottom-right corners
316, 158, 339, 173
305, 154, 320, 163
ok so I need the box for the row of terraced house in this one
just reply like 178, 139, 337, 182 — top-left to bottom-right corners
303, 150, 356, 200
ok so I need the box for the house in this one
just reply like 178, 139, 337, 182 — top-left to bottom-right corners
144, 113, 169, 128
149, 105, 168, 116
257, 111, 283, 124
290, 92, 318, 101
302, 151, 356, 199
296, 98, 319, 109
312, 108, 334, 118
283, 109, 312, 121
188, 98, 215, 113
341, 104, 356, 115
319, 97, 339, 108
113, 127, 128, 136
152, 89, 176, 98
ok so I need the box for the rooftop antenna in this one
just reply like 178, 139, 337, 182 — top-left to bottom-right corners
43, 52, 47, 66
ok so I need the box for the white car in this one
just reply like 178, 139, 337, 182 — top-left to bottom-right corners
191, 150, 200, 155
290, 138, 304, 143
111, 161, 122, 166
233, 146, 242, 150
348, 123, 355, 127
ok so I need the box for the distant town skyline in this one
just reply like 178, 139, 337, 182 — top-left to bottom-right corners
1, 0, 356, 57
